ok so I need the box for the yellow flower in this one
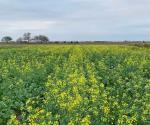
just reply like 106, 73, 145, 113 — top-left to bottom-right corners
81, 115, 91, 125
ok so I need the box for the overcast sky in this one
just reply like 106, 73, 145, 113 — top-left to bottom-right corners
0, 0, 150, 41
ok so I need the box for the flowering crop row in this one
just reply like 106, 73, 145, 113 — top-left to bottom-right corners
0, 45, 149, 125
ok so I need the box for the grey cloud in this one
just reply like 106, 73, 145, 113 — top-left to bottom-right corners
0, 0, 150, 40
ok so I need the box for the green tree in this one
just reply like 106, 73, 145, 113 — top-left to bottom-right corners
1, 36, 12, 43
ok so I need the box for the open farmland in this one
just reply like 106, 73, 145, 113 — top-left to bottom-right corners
0, 44, 149, 125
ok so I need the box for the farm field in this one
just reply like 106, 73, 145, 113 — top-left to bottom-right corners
0, 44, 149, 125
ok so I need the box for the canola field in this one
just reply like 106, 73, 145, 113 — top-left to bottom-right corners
0, 45, 149, 125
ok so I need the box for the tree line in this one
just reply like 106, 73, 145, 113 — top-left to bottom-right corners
1, 32, 49, 43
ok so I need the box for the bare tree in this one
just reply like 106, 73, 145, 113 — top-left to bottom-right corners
16, 37, 23, 43
23, 32, 31, 43
33, 35, 49, 43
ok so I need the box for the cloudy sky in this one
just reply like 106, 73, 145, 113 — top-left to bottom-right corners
0, 0, 150, 41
